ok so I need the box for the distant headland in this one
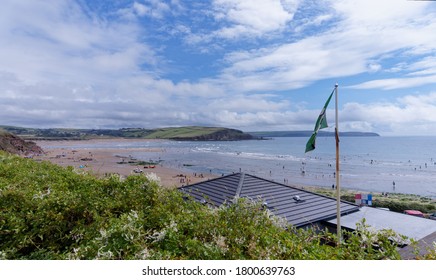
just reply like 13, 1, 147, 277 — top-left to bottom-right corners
248, 130, 380, 138
0, 125, 254, 141
1, 125, 379, 142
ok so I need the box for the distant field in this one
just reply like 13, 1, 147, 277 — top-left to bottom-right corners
144, 126, 225, 139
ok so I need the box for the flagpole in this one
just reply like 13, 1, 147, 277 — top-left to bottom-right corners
304, 84, 341, 244
334, 83, 341, 245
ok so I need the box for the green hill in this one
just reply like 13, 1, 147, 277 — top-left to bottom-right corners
0, 125, 254, 141
144, 126, 253, 140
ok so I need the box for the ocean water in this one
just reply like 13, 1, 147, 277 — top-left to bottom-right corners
44, 137, 436, 198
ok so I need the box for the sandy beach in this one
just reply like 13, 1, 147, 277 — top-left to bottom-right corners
34, 139, 217, 188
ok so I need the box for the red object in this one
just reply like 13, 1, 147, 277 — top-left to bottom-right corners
404, 210, 424, 217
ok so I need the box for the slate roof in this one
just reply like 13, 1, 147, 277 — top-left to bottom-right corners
179, 172, 359, 228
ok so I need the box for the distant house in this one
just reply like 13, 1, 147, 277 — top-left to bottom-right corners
179, 172, 436, 258
179, 172, 359, 228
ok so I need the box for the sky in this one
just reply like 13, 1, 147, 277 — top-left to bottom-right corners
1, 0, 436, 136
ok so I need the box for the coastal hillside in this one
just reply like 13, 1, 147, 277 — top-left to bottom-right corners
0, 125, 254, 141
0, 129, 43, 155
144, 126, 253, 141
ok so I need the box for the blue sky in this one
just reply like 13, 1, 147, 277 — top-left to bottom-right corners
1, 0, 436, 135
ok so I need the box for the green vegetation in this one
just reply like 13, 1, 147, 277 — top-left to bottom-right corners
145, 126, 224, 139
144, 126, 253, 141
0, 125, 253, 141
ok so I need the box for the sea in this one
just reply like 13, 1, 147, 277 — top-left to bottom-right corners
44, 136, 436, 198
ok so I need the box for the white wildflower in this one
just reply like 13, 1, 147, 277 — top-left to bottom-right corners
150, 229, 166, 242
135, 248, 151, 259
150, 220, 177, 242
145, 172, 161, 184
96, 229, 108, 241
71, 233, 83, 242
127, 210, 138, 221
32, 188, 51, 200
168, 220, 178, 232
214, 235, 228, 252
97, 247, 113, 259
123, 233, 135, 241
234, 237, 245, 245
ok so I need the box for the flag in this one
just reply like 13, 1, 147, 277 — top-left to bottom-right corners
305, 89, 335, 153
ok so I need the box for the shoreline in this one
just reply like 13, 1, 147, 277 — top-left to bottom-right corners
32, 139, 436, 207
34, 139, 217, 188
34, 139, 342, 192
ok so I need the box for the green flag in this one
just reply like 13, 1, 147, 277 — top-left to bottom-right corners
305, 89, 334, 153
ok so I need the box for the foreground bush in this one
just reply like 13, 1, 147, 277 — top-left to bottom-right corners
0, 152, 433, 259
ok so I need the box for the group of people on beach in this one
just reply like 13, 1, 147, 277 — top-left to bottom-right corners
175, 174, 198, 186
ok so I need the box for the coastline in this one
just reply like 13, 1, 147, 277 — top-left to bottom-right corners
32, 139, 436, 214
34, 139, 217, 188
30, 138, 401, 194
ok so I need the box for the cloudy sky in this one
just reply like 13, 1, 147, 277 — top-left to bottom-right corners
1, 0, 436, 136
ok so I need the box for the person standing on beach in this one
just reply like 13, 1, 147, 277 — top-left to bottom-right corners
392, 181, 396, 191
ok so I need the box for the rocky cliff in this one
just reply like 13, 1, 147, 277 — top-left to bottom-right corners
0, 130, 44, 156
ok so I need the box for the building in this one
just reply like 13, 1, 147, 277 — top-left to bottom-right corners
179, 172, 359, 228
179, 172, 436, 258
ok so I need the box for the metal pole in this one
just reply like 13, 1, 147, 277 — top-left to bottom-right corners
334, 83, 341, 245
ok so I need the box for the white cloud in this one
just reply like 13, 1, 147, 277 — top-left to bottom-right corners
367, 63, 381, 73
0, 0, 159, 85
218, 34, 368, 92
211, 0, 436, 92
209, 91, 436, 135
407, 56, 436, 76
181, 0, 300, 45
332, 0, 426, 25
206, 94, 289, 112
133, 2, 150, 16
211, 0, 299, 39
340, 92, 436, 135
347, 75, 436, 90
133, 0, 171, 19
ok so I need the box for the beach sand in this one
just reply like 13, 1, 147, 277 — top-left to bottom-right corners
30, 139, 435, 209
34, 139, 217, 188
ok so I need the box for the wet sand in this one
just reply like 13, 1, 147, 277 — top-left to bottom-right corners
34, 139, 217, 188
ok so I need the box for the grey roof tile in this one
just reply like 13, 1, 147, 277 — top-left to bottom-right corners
179, 173, 359, 228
